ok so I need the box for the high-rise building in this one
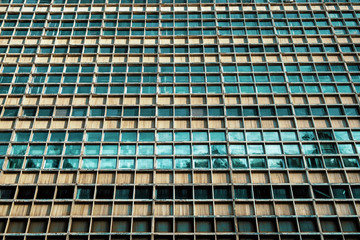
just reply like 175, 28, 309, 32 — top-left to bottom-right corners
0, 0, 359, 239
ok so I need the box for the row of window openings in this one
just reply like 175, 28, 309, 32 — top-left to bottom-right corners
5, 142, 360, 157
6, 11, 358, 21
2, 64, 358, 75
5, 28, 352, 36
0, 12, 334, 21
3, 156, 360, 170
4, 129, 360, 143
2, 64, 357, 74
4, 20, 359, 28
5, 45, 360, 54
2, 217, 357, 234
2, 106, 359, 117
2, 28, 351, 37
7, 83, 356, 95
3, 184, 360, 200
2, 74, 356, 84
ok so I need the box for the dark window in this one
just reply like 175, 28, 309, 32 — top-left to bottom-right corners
0, 187, 15, 199
273, 186, 291, 199
175, 107, 190, 116
133, 219, 151, 232
158, 107, 173, 116
115, 187, 133, 199
175, 219, 193, 232
317, 130, 334, 140
96, 187, 114, 199
155, 219, 173, 232
292, 186, 311, 198
175, 187, 192, 199
332, 186, 350, 199
28, 219, 48, 233
320, 219, 340, 232
295, 107, 310, 116
253, 186, 271, 199
312, 186, 331, 198
299, 218, 318, 232
123, 107, 138, 116
277, 106, 292, 116
196, 219, 214, 232
194, 187, 212, 199
216, 219, 234, 232
135, 187, 152, 199
340, 218, 360, 232
37, 186, 55, 199
76, 187, 94, 199
234, 187, 252, 199
351, 186, 360, 198
49, 219, 68, 233
226, 107, 242, 116
71, 219, 90, 232
260, 107, 275, 116
17, 186, 36, 199
156, 187, 173, 199
140, 107, 155, 116
56, 186, 74, 199
237, 218, 256, 232
258, 219, 277, 232
306, 157, 323, 168
112, 219, 131, 232
243, 107, 258, 116
278, 218, 297, 232
214, 187, 232, 199
91, 219, 110, 233
7, 219, 27, 233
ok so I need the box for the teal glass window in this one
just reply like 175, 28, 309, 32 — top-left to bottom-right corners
28, 145, 45, 155
192, 132, 208, 141
281, 131, 298, 141
157, 145, 173, 155
15, 132, 30, 142
192, 145, 209, 155
33, 132, 48, 142
62, 158, 79, 169
247, 145, 264, 155
211, 144, 227, 155
26, 158, 42, 169
11, 145, 27, 155
175, 158, 191, 169
213, 158, 228, 168
156, 158, 173, 169
120, 145, 136, 155
263, 132, 280, 141
65, 145, 81, 155
210, 132, 226, 141
7, 158, 24, 169
100, 158, 117, 169
138, 145, 154, 155
175, 132, 190, 141
44, 158, 60, 169
102, 145, 118, 155
175, 145, 191, 155
137, 158, 153, 169
84, 145, 100, 155
229, 144, 246, 155
47, 145, 63, 155
119, 158, 135, 169
82, 158, 98, 169
194, 158, 210, 169
232, 158, 248, 169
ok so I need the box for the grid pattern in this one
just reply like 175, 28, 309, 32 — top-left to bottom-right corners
0, 0, 360, 240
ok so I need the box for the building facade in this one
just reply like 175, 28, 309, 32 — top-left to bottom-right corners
0, 0, 359, 239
